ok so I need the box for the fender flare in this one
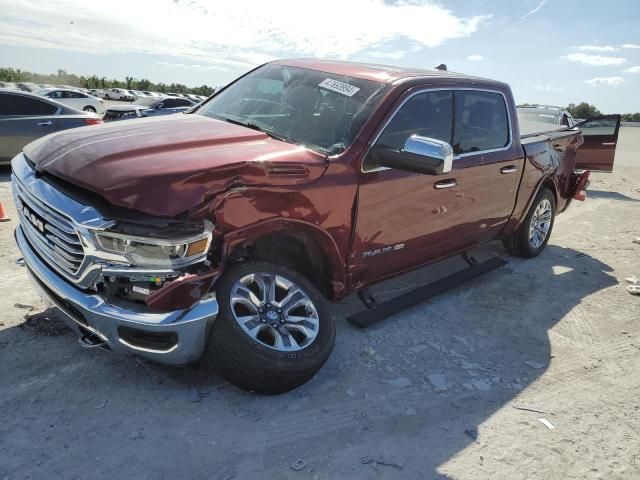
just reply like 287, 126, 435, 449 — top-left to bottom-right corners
220, 217, 348, 299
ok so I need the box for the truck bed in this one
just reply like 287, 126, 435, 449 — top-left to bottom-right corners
519, 119, 570, 139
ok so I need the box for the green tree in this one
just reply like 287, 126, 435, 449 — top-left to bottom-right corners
567, 102, 601, 119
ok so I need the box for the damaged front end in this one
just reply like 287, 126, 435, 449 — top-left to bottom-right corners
12, 153, 221, 364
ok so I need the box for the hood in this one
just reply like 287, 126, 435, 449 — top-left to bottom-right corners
24, 115, 328, 218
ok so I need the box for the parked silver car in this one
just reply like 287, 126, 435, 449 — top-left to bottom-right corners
0, 89, 103, 165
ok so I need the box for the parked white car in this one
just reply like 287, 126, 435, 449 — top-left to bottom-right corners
104, 88, 134, 101
35, 88, 105, 114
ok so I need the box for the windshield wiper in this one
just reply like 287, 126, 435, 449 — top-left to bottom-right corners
219, 116, 288, 143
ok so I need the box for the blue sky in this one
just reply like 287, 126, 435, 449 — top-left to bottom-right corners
0, 0, 638, 112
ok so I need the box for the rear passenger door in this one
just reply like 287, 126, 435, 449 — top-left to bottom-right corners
574, 115, 621, 172
448, 90, 524, 244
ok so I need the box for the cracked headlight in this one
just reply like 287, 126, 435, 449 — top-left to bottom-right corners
93, 229, 212, 268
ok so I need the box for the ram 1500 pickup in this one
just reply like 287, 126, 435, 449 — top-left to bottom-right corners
12, 59, 621, 394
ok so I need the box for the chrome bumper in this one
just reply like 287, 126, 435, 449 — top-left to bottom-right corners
16, 225, 219, 364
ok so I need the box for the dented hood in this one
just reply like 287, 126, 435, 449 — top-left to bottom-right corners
25, 114, 328, 217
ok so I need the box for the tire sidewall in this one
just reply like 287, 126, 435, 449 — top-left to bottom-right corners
209, 261, 335, 389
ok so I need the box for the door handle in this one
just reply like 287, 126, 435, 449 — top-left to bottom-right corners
500, 165, 517, 174
601, 142, 616, 146
37, 121, 52, 126
434, 179, 457, 189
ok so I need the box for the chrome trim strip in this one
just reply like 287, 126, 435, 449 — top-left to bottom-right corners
361, 87, 514, 174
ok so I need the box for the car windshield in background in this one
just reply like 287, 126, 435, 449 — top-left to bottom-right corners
517, 110, 559, 125
133, 97, 157, 107
196, 63, 390, 155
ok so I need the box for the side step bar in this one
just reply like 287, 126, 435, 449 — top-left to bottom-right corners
347, 256, 507, 329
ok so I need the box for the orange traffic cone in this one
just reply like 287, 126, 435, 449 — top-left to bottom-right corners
0, 200, 10, 222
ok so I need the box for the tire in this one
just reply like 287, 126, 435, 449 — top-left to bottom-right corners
205, 261, 335, 394
105, 95, 110, 100
83, 106, 96, 113
503, 188, 556, 258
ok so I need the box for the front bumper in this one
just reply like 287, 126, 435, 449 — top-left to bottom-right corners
16, 225, 219, 364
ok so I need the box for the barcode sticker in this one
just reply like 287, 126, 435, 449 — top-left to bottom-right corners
318, 78, 360, 97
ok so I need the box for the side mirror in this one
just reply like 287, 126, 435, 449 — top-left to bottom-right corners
372, 135, 453, 175
156, 103, 163, 109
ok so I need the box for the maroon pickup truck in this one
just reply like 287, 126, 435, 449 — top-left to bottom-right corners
12, 59, 620, 393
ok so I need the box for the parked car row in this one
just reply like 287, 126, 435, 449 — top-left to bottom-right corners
89, 88, 209, 103
0, 83, 207, 166
0, 82, 211, 103
103, 95, 196, 121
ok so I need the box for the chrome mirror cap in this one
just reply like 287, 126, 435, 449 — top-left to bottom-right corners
403, 135, 454, 174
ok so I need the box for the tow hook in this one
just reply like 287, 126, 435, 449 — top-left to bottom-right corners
78, 333, 107, 349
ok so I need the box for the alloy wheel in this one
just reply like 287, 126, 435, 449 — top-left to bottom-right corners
229, 272, 320, 352
529, 198, 552, 248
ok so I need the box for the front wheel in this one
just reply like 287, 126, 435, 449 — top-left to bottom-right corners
204, 261, 335, 394
503, 188, 556, 258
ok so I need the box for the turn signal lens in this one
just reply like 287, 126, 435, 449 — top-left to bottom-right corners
85, 118, 103, 125
186, 238, 209, 257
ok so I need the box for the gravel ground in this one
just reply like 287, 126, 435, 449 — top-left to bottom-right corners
0, 128, 638, 479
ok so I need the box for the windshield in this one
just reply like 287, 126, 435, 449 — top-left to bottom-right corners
197, 63, 390, 154
133, 97, 158, 107
517, 110, 559, 125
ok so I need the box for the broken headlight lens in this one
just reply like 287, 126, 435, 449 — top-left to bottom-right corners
93, 229, 212, 267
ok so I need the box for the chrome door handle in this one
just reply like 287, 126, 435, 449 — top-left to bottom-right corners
434, 179, 457, 189
500, 165, 517, 174
37, 121, 52, 126
601, 142, 616, 146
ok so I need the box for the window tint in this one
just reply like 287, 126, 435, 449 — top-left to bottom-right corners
578, 117, 618, 136
162, 99, 175, 108
377, 91, 453, 151
453, 91, 509, 154
0, 93, 58, 116
174, 98, 192, 107
49, 90, 64, 99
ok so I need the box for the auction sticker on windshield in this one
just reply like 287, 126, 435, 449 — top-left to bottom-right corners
319, 79, 360, 97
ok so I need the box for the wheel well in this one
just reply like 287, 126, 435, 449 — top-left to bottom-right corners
228, 232, 332, 298
541, 178, 558, 207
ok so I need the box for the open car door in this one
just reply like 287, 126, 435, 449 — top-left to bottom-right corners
574, 115, 621, 172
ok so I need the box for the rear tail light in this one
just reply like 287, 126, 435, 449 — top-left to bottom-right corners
84, 117, 103, 125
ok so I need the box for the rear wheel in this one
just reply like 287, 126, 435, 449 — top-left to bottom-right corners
83, 106, 96, 113
204, 261, 335, 394
503, 188, 555, 258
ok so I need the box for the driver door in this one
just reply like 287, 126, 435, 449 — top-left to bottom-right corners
574, 115, 621, 172
351, 90, 471, 286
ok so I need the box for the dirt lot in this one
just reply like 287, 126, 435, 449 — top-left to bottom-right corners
0, 128, 639, 480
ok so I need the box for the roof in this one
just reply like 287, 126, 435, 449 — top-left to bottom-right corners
275, 58, 506, 87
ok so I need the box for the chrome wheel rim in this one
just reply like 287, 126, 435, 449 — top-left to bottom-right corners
529, 198, 552, 248
230, 272, 319, 352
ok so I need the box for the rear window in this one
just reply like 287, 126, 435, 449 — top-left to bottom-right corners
0, 93, 58, 116
453, 91, 509, 154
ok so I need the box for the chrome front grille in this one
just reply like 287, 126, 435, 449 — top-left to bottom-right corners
14, 180, 86, 277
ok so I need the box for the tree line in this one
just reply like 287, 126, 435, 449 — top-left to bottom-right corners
519, 102, 639, 122
0, 67, 216, 96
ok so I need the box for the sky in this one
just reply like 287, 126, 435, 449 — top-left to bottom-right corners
0, 0, 639, 113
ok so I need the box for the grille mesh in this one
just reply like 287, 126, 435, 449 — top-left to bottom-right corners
14, 181, 85, 277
